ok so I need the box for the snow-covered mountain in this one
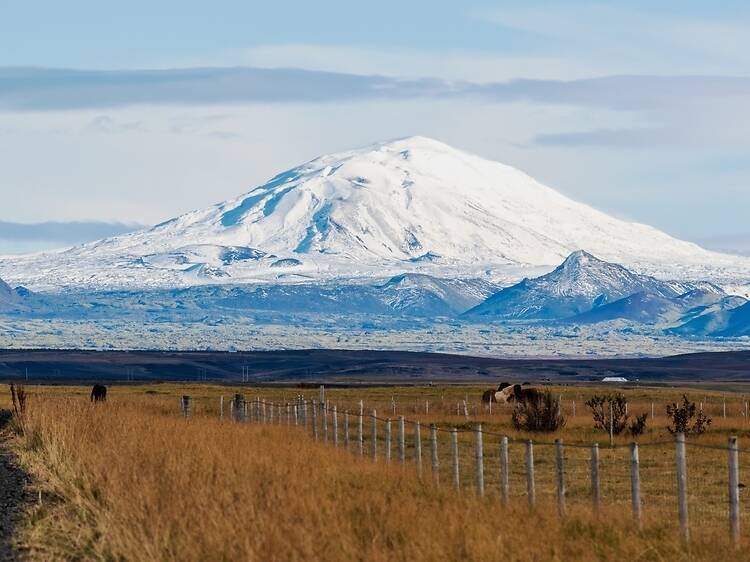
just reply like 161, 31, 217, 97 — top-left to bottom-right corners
464, 251, 720, 320
670, 301, 750, 337
569, 289, 745, 326
0, 136, 745, 291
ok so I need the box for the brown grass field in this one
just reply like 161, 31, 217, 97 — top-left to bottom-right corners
4, 382, 750, 561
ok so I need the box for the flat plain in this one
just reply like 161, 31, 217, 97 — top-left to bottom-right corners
3, 381, 750, 561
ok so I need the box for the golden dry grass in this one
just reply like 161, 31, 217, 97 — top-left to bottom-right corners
6, 383, 750, 561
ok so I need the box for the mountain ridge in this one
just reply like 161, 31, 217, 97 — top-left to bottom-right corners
464, 251, 730, 321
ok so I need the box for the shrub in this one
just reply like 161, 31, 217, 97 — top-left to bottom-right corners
586, 393, 629, 435
10, 384, 27, 416
511, 391, 566, 432
628, 413, 648, 437
666, 395, 711, 435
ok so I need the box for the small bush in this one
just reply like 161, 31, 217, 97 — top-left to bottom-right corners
10, 384, 27, 416
511, 391, 566, 432
628, 413, 648, 437
666, 395, 711, 435
586, 393, 629, 435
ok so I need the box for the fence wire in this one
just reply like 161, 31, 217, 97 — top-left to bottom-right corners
169, 391, 750, 544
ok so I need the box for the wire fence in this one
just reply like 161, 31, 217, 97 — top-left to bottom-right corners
176, 389, 749, 545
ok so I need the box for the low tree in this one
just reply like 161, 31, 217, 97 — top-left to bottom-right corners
586, 393, 629, 435
511, 391, 566, 432
666, 395, 711, 435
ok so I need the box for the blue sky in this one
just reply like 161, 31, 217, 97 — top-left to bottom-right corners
2, 1, 750, 253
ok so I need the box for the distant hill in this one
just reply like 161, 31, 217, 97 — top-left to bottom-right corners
670, 301, 750, 337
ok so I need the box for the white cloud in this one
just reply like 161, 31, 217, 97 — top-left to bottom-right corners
235, 44, 603, 82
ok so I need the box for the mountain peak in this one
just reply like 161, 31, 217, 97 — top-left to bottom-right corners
0, 138, 736, 290
465, 253, 711, 320
375, 135, 453, 151
560, 250, 599, 267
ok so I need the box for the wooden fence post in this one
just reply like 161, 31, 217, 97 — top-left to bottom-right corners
333, 405, 339, 447
630, 442, 642, 529
675, 432, 690, 542
555, 439, 566, 517
526, 440, 535, 508
651, 402, 655, 420
371, 410, 378, 462
385, 419, 392, 462
293, 400, 298, 426
500, 436, 509, 505
312, 402, 318, 440
322, 402, 328, 443
415, 421, 423, 478
591, 443, 600, 515
344, 411, 350, 448
358, 408, 364, 456
180, 395, 191, 418
219, 395, 224, 421
728, 435, 740, 545
269, 402, 274, 424
430, 424, 439, 485
475, 425, 485, 497
399, 416, 406, 464
451, 428, 460, 490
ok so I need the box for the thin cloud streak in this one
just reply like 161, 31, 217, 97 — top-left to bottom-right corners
0, 220, 142, 242
3, 67, 750, 113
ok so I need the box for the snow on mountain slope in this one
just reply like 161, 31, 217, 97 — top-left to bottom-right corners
0, 136, 746, 291
0, 277, 14, 303
464, 251, 717, 320
670, 300, 750, 337
569, 289, 746, 326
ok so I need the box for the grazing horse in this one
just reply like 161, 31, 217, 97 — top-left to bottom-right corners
481, 389, 496, 403
482, 382, 512, 403
90, 384, 107, 402
494, 384, 541, 404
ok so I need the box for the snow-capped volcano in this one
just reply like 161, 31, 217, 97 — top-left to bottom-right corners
0, 136, 745, 290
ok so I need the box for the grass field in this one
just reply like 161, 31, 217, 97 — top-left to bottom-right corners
4, 382, 750, 561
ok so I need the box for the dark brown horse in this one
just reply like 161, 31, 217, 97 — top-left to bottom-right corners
90, 384, 107, 402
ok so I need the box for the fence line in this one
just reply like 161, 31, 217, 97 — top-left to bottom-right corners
176, 393, 747, 545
